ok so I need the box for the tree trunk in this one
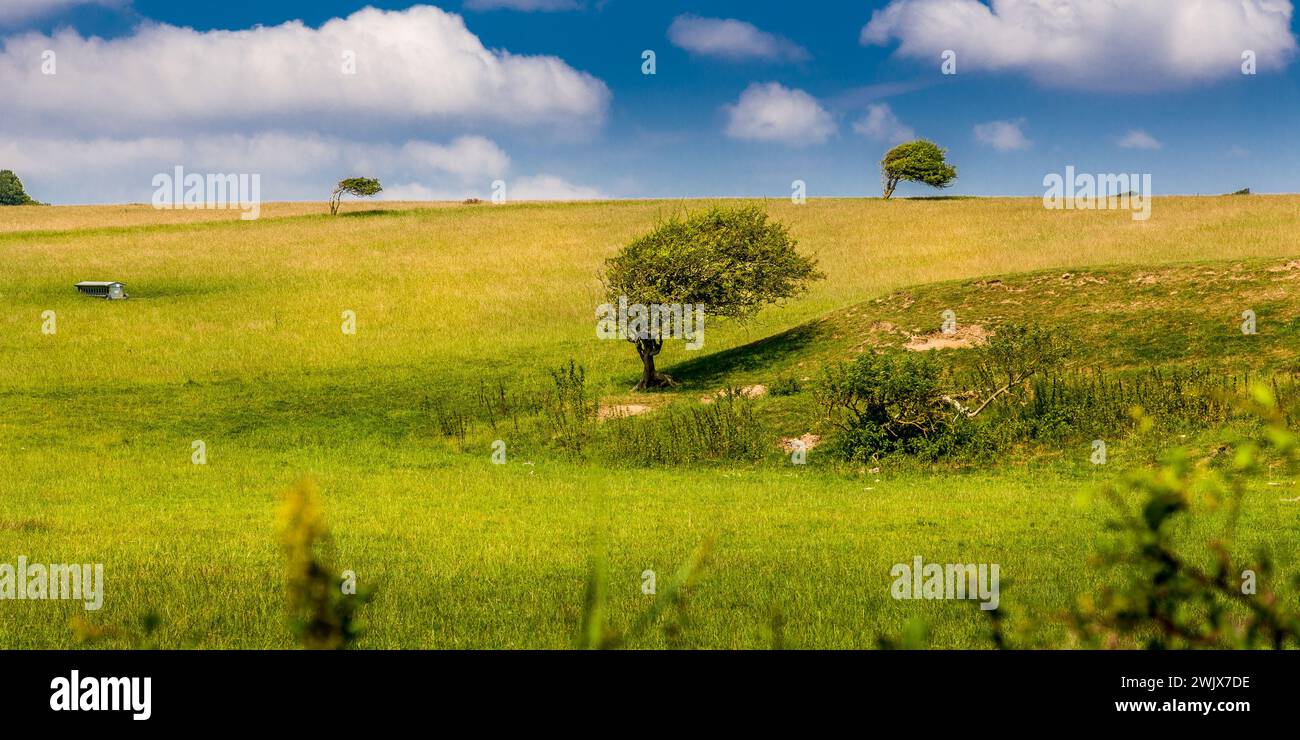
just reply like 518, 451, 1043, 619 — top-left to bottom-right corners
640, 349, 657, 389
883, 178, 898, 200
633, 337, 670, 390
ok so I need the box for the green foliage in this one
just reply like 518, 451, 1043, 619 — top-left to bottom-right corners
1073, 387, 1300, 649
0, 170, 39, 206
542, 360, 598, 453
602, 205, 822, 389
330, 176, 383, 215
879, 140, 957, 199
601, 205, 822, 321
875, 386, 1300, 651
602, 389, 768, 465
966, 323, 1071, 416
816, 351, 955, 461
768, 375, 803, 397
279, 479, 374, 649
1019, 369, 1244, 439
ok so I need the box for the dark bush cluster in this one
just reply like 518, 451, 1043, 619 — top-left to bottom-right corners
816, 351, 958, 461
817, 321, 1297, 465
816, 323, 1073, 462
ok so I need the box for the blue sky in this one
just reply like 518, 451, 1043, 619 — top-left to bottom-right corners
2, 0, 1298, 203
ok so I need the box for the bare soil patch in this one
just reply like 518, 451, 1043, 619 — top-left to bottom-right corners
905, 323, 989, 351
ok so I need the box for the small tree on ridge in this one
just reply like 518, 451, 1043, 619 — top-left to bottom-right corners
330, 177, 383, 215
880, 140, 956, 200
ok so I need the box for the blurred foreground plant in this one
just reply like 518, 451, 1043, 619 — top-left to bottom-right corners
577, 537, 714, 649
1072, 385, 1300, 649
280, 479, 373, 649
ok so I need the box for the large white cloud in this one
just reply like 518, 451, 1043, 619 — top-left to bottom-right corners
668, 15, 810, 62
724, 82, 835, 145
0, 5, 610, 136
400, 137, 510, 180
0, 5, 609, 204
852, 103, 915, 143
861, 0, 1298, 92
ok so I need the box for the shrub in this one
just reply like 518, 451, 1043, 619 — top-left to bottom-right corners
542, 361, 598, 453
875, 386, 1300, 650
768, 375, 802, 396
966, 323, 1070, 417
817, 351, 952, 461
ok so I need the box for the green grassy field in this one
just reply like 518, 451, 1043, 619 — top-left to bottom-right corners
2, 197, 1299, 648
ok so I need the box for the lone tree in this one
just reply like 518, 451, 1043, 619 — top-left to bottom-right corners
330, 177, 382, 215
601, 206, 823, 390
0, 170, 39, 205
880, 140, 956, 199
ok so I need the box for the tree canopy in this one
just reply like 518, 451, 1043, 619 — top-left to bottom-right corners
0, 170, 40, 206
601, 205, 823, 388
880, 140, 957, 199
330, 177, 383, 215
603, 205, 821, 319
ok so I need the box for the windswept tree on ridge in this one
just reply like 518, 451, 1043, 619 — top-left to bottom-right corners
330, 177, 383, 215
880, 140, 957, 199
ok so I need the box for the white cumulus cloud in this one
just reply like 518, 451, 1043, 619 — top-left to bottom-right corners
852, 103, 916, 143
509, 174, 604, 200
401, 137, 511, 181
861, 0, 1298, 92
668, 15, 810, 62
973, 119, 1031, 151
724, 82, 835, 146
0, 5, 610, 136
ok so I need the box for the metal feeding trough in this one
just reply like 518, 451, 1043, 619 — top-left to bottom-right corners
75, 281, 128, 300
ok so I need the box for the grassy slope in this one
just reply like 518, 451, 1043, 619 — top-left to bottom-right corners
674, 257, 1300, 390
2, 197, 1299, 648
